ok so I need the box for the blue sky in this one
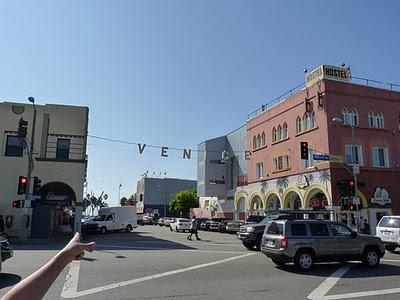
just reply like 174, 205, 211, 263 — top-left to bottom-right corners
1, 0, 399, 206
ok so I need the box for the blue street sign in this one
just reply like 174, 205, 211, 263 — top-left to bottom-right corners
313, 154, 330, 161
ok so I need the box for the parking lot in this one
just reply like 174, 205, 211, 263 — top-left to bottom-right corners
2, 225, 400, 299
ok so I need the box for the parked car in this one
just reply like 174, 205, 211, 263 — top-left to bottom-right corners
164, 218, 176, 227
237, 214, 290, 250
209, 218, 228, 231
245, 215, 264, 224
226, 220, 244, 233
262, 219, 385, 271
199, 220, 210, 230
218, 220, 232, 233
376, 216, 400, 252
170, 218, 191, 232
196, 218, 209, 230
158, 218, 166, 226
143, 215, 155, 225
0, 237, 13, 273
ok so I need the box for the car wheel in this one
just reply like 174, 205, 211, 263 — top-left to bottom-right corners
125, 225, 133, 232
363, 248, 380, 267
272, 258, 286, 266
385, 245, 397, 252
255, 235, 262, 251
294, 250, 314, 271
243, 241, 255, 250
100, 227, 107, 235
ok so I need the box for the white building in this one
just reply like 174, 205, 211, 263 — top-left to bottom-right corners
0, 101, 88, 239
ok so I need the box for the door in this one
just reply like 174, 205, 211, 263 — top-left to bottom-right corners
104, 214, 115, 231
309, 223, 332, 258
31, 205, 52, 238
328, 223, 361, 258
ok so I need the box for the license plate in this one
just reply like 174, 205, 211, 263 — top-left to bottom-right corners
267, 240, 274, 246
384, 231, 392, 235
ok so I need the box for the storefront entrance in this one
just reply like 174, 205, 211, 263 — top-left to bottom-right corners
30, 182, 76, 239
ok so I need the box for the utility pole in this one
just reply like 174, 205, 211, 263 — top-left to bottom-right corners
21, 97, 37, 241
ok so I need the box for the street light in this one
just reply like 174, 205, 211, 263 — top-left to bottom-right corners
332, 117, 359, 213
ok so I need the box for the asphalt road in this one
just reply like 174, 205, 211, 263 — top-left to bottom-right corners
2, 226, 400, 299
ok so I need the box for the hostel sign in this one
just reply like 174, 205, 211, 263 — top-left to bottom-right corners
305, 65, 350, 87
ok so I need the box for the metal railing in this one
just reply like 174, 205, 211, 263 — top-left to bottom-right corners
247, 76, 400, 120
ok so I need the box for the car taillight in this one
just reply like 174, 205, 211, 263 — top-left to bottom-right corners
281, 237, 288, 249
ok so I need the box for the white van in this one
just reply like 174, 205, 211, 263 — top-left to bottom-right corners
376, 216, 400, 252
83, 206, 137, 234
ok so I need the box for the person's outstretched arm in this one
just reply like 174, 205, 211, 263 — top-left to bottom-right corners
2, 233, 95, 300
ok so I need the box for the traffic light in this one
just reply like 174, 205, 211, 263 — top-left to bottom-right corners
348, 179, 356, 196
300, 142, 309, 159
17, 118, 28, 139
33, 176, 42, 194
348, 203, 356, 211
17, 176, 28, 195
341, 198, 348, 210
12, 200, 24, 208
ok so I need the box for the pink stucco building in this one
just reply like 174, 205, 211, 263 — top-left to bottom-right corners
240, 73, 400, 233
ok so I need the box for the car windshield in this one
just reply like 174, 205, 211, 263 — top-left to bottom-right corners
92, 215, 106, 221
379, 217, 400, 228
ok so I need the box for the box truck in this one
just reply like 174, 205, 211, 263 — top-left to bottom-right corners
83, 206, 137, 234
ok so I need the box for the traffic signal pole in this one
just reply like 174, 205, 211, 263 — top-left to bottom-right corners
350, 125, 359, 210
20, 100, 37, 241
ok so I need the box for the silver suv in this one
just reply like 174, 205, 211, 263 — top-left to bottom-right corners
262, 220, 385, 271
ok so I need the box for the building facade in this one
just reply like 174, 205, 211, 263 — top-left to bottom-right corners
241, 72, 400, 234
0, 101, 88, 239
136, 177, 196, 217
197, 125, 248, 219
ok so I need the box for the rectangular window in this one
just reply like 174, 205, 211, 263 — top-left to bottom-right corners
273, 155, 290, 171
372, 147, 389, 167
345, 144, 363, 166
291, 224, 307, 236
309, 223, 329, 236
256, 162, 264, 179
56, 139, 70, 159
5, 135, 24, 157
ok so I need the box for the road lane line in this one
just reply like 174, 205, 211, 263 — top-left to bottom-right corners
307, 264, 352, 300
61, 260, 80, 298
61, 252, 255, 298
322, 287, 400, 300
95, 243, 246, 254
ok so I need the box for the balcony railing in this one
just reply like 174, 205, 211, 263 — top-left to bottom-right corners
237, 174, 248, 187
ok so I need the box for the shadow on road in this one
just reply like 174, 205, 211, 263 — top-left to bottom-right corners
275, 261, 400, 279
0, 273, 21, 289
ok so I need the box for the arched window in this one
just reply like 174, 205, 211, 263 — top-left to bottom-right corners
310, 111, 316, 128
376, 112, 384, 128
341, 107, 349, 124
261, 132, 266, 146
253, 136, 257, 149
296, 116, 302, 133
277, 125, 282, 141
349, 108, 358, 125
303, 113, 310, 130
272, 127, 277, 142
282, 122, 288, 139
257, 134, 261, 148
368, 111, 375, 127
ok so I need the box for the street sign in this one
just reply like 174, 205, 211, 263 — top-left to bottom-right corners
313, 154, 330, 161
330, 155, 345, 163
352, 164, 360, 174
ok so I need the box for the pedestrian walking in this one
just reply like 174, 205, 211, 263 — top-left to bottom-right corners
357, 216, 365, 233
364, 219, 370, 235
187, 216, 200, 241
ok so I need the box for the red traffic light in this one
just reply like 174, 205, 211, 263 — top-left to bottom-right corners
349, 180, 354, 186
20, 177, 27, 184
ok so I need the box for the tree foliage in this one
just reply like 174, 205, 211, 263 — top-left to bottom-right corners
169, 189, 199, 217
120, 194, 138, 206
